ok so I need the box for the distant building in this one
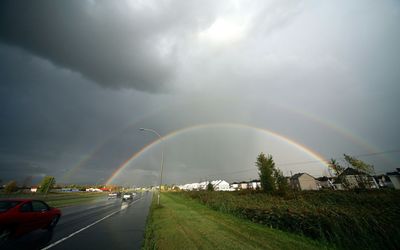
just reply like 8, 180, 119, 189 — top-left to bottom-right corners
316, 176, 335, 189
211, 180, 231, 191
239, 181, 249, 190
231, 182, 239, 190
334, 168, 379, 190
374, 174, 393, 189
249, 180, 261, 190
230, 180, 261, 190
61, 188, 80, 192
30, 187, 38, 193
178, 180, 232, 191
387, 168, 400, 190
290, 173, 319, 191
86, 188, 103, 192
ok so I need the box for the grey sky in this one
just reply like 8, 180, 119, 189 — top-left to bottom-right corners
0, 0, 399, 186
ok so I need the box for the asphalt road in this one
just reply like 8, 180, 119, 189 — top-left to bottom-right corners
3, 191, 153, 250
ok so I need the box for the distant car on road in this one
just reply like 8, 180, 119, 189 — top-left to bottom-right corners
108, 193, 117, 199
122, 193, 133, 201
0, 199, 61, 242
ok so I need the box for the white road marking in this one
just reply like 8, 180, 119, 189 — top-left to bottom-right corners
41, 197, 144, 250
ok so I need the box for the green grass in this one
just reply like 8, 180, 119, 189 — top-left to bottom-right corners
183, 190, 400, 249
143, 192, 331, 250
0, 192, 107, 207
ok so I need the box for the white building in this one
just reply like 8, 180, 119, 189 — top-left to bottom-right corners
333, 168, 379, 190
178, 180, 232, 191
231, 182, 239, 190
210, 180, 231, 191
85, 188, 103, 192
249, 180, 261, 190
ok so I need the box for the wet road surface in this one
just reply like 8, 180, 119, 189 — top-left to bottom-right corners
2, 192, 153, 250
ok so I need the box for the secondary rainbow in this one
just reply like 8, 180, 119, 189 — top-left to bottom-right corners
105, 122, 329, 185
276, 103, 395, 167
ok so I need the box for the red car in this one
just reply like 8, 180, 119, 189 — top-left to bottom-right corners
0, 199, 61, 242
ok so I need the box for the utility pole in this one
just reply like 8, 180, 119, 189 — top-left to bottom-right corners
140, 128, 164, 206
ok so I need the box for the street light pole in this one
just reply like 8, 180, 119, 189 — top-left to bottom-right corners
44, 176, 55, 200
139, 128, 164, 206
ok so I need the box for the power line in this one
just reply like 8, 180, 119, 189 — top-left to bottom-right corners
348, 149, 400, 158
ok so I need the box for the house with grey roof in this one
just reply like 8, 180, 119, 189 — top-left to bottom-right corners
290, 173, 319, 191
387, 168, 400, 189
333, 168, 379, 190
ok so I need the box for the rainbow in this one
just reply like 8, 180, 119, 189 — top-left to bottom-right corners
105, 122, 329, 185
276, 103, 395, 166
60, 111, 160, 183
62, 103, 393, 184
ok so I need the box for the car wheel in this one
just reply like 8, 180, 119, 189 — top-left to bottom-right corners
47, 215, 60, 231
0, 228, 12, 244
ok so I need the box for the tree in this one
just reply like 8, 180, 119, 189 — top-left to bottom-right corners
274, 168, 289, 194
328, 158, 344, 176
207, 182, 214, 191
4, 180, 18, 193
256, 153, 277, 193
38, 176, 56, 193
343, 154, 374, 189
343, 154, 374, 174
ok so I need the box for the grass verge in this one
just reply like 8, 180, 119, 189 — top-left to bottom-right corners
142, 192, 331, 250
184, 190, 400, 249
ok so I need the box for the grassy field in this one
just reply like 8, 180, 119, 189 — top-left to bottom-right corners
183, 190, 400, 249
143, 192, 331, 250
0, 192, 107, 207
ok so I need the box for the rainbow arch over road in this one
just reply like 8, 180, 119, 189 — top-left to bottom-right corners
105, 122, 329, 185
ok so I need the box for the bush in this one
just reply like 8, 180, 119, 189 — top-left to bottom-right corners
182, 190, 400, 249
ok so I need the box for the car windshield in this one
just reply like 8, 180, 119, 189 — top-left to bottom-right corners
0, 201, 21, 212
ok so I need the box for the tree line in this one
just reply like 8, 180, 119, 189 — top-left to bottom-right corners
256, 152, 376, 195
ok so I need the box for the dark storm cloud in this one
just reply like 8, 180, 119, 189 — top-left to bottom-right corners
0, 160, 49, 185
0, 160, 48, 174
1, 0, 399, 186
0, 0, 218, 92
0, 44, 175, 184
